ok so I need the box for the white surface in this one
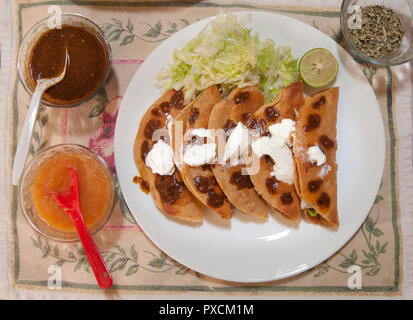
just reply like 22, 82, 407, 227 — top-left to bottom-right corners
114, 11, 386, 283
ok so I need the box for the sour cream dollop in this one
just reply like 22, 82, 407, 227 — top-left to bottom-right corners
183, 143, 216, 166
307, 145, 326, 166
145, 140, 175, 175
223, 122, 249, 165
251, 119, 296, 184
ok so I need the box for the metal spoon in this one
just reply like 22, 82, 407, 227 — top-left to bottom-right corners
12, 50, 69, 186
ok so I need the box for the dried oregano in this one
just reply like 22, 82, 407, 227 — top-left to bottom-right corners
348, 5, 404, 58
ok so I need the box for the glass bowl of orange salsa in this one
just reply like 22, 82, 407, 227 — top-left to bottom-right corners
19, 144, 116, 241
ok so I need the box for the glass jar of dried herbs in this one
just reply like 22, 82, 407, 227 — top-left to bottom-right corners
348, 5, 404, 59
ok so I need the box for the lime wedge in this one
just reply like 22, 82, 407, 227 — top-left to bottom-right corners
299, 48, 339, 88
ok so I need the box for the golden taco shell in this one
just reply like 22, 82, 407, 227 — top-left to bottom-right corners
293, 87, 339, 228
208, 86, 268, 218
172, 86, 232, 219
247, 82, 304, 222
133, 89, 203, 222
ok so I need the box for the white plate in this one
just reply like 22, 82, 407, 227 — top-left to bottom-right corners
114, 11, 385, 282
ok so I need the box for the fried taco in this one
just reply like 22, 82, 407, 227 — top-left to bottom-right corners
208, 86, 268, 218
293, 87, 339, 228
133, 89, 203, 222
247, 82, 304, 222
172, 85, 232, 219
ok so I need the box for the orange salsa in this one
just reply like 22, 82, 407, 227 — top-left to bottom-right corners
33, 152, 112, 231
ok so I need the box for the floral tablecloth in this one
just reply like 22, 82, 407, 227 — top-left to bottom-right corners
1, 0, 412, 299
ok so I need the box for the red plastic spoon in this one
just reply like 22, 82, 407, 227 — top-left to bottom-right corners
48, 164, 113, 289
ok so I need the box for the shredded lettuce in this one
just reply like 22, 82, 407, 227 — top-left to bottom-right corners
306, 208, 319, 217
156, 11, 299, 103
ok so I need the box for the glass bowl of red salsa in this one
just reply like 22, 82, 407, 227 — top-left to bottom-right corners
17, 13, 112, 108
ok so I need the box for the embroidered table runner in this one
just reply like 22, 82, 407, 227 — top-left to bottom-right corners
8, 0, 404, 297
